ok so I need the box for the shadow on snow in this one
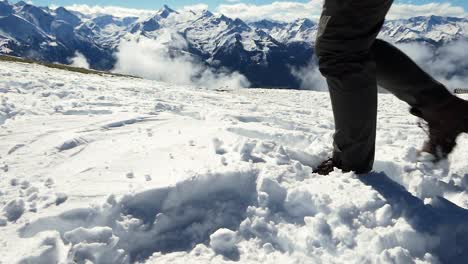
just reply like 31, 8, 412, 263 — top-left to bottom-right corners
361, 172, 468, 263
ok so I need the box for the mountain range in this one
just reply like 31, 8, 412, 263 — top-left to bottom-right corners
1, 0, 467, 88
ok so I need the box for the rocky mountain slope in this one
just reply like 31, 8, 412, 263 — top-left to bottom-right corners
0, 1, 467, 88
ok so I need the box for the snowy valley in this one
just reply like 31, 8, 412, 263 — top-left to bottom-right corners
1, 57, 468, 263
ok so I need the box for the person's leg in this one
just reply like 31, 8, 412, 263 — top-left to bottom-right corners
371, 39, 453, 109
315, 0, 393, 173
371, 39, 468, 160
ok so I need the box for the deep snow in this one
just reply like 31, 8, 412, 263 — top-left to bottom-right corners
0, 61, 467, 264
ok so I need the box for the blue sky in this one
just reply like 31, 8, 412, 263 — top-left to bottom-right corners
13, 0, 468, 10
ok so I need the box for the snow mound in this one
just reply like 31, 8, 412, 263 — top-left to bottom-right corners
17, 232, 67, 264
64, 227, 127, 263
19, 166, 258, 262
209, 228, 239, 259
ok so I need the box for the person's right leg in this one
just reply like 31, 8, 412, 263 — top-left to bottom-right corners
371, 39, 468, 160
371, 39, 453, 109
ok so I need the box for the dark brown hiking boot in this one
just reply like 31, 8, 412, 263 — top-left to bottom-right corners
411, 95, 468, 161
313, 158, 373, 175
313, 158, 337, 175
313, 158, 360, 175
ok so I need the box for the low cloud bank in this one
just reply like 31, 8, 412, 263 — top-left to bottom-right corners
112, 30, 250, 90
290, 61, 327, 91
396, 40, 468, 91
291, 39, 468, 92
69, 51, 90, 69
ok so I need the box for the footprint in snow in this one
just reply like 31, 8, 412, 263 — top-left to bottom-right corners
44, 178, 54, 187
2, 199, 25, 222
55, 193, 68, 206
213, 138, 227, 155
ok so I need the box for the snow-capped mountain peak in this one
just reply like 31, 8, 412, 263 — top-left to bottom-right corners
54, 6, 81, 27
159, 4, 178, 19
13, 0, 27, 8
0, 1, 467, 88
249, 17, 317, 44
249, 19, 287, 30
0, 0, 13, 16
380, 15, 467, 43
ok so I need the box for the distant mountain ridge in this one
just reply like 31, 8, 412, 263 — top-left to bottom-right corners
1, 0, 467, 88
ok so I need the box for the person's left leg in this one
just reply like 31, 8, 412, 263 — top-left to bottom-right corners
314, 0, 394, 174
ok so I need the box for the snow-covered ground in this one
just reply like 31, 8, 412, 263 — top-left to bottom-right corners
0, 61, 467, 264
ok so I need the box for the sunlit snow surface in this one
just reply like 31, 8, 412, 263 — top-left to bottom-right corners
0, 61, 467, 264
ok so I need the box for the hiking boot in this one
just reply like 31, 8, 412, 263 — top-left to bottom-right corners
313, 157, 373, 175
313, 158, 337, 175
411, 95, 468, 161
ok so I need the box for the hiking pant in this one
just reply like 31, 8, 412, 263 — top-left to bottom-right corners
315, 0, 453, 173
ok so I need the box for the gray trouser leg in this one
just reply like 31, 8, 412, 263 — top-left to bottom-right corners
315, 0, 393, 173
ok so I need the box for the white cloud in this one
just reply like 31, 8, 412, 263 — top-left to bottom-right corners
181, 4, 209, 13
291, 61, 327, 91
396, 40, 468, 91
216, 1, 324, 22
63, 3, 208, 19
69, 51, 90, 69
63, 4, 158, 18
112, 31, 250, 90
387, 3, 466, 20
216, 1, 466, 22
62, 2, 466, 21
291, 40, 468, 92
